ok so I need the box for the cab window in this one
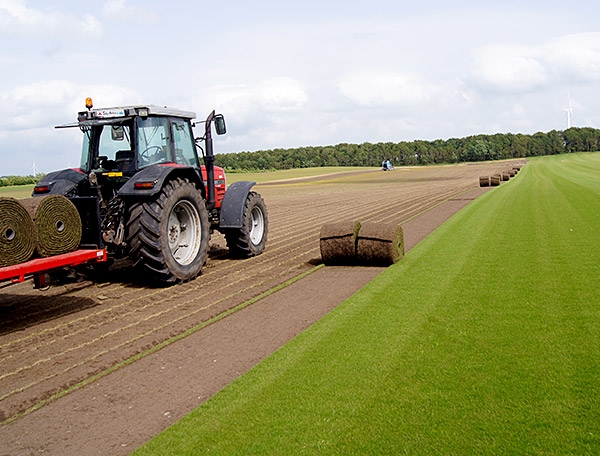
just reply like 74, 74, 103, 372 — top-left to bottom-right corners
99, 125, 132, 165
171, 118, 198, 167
137, 117, 170, 168
81, 124, 132, 171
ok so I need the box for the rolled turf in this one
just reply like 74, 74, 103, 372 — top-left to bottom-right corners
356, 222, 404, 266
0, 197, 37, 267
320, 221, 361, 265
21, 195, 82, 257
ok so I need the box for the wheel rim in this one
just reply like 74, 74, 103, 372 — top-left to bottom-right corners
249, 206, 265, 246
167, 200, 202, 265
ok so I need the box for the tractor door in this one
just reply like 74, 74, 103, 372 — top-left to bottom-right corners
171, 118, 199, 167
81, 123, 134, 174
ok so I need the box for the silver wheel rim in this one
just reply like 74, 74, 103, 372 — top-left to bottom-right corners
167, 200, 201, 265
249, 206, 265, 246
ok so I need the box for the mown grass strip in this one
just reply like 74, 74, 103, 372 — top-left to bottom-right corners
135, 153, 600, 455
0, 265, 323, 425
0, 185, 34, 199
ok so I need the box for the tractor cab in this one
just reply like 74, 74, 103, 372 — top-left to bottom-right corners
77, 108, 201, 174
60, 103, 201, 197
50, 100, 227, 208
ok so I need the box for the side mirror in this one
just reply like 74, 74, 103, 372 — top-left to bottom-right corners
214, 115, 226, 135
111, 126, 124, 141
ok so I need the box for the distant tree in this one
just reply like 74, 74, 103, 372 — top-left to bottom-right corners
463, 138, 489, 161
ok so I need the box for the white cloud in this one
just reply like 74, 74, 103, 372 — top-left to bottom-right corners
102, 0, 158, 24
195, 77, 307, 120
255, 77, 308, 112
541, 32, 600, 83
466, 45, 549, 93
0, 0, 102, 37
0, 80, 141, 130
466, 32, 600, 93
338, 71, 438, 107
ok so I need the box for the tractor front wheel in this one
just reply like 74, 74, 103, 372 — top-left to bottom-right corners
225, 191, 268, 258
127, 178, 209, 284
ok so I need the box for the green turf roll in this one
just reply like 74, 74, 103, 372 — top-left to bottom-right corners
22, 195, 82, 257
479, 176, 490, 187
357, 222, 404, 266
320, 221, 361, 265
0, 197, 37, 267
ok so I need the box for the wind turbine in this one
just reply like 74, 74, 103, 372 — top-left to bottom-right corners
32, 161, 38, 176
564, 92, 574, 129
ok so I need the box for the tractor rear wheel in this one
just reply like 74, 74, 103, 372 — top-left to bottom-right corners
225, 191, 268, 258
127, 178, 209, 284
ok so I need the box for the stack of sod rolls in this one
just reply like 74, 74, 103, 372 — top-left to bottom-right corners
320, 221, 404, 267
21, 195, 82, 258
0, 197, 37, 267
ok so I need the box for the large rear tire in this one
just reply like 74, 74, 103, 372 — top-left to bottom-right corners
224, 191, 268, 258
127, 178, 209, 284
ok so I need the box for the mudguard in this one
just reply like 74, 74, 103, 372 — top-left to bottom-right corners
219, 181, 256, 229
34, 168, 87, 196
117, 164, 203, 198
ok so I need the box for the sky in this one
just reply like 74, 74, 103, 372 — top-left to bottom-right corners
1, 0, 599, 175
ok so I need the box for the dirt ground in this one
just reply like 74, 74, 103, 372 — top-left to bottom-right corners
0, 161, 523, 455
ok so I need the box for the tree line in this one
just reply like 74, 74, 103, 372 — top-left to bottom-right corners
3, 127, 599, 185
0, 175, 41, 187
214, 127, 600, 171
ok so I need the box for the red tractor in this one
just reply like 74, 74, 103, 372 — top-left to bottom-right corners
33, 99, 268, 284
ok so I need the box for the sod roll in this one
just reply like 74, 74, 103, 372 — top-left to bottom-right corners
320, 221, 361, 265
357, 222, 404, 266
0, 197, 37, 267
22, 195, 82, 257
479, 176, 490, 187
502, 172, 511, 181
490, 174, 501, 186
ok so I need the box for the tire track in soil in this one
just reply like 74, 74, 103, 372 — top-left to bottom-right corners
0, 162, 515, 422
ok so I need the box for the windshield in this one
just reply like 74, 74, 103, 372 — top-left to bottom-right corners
137, 117, 170, 168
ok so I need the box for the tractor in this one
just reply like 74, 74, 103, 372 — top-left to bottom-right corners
32, 99, 268, 284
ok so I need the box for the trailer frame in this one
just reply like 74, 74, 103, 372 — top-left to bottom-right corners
0, 249, 107, 289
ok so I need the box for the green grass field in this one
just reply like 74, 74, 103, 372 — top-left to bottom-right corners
0, 185, 34, 199
134, 153, 600, 455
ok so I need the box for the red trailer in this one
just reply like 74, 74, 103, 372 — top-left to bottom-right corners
0, 249, 107, 289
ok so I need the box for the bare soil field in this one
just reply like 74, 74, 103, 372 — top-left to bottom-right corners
0, 161, 521, 455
